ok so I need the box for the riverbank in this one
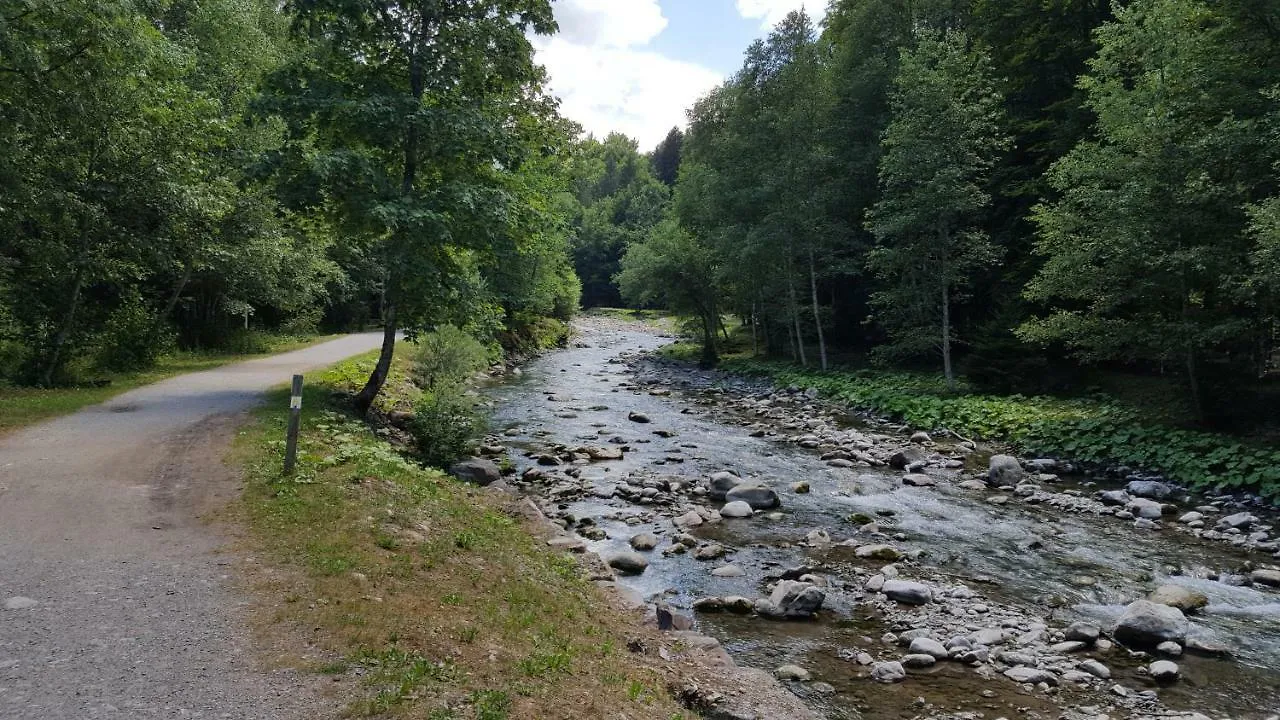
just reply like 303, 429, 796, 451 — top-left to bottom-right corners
714, 357, 1280, 503
231, 347, 818, 719
480, 315, 1280, 720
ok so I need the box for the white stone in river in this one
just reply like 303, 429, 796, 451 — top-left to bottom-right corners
4, 597, 37, 610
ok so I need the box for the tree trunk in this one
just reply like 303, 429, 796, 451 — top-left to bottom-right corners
941, 281, 954, 391
1185, 347, 1205, 425
787, 266, 807, 367
700, 311, 719, 368
156, 262, 192, 333
750, 301, 759, 357
39, 262, 87, 387
809, 248, 827, 370
353, 304, 397, 416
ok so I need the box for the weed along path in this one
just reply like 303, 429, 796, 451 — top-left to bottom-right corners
0, 332, 382, 719
482, 315, 1280, 720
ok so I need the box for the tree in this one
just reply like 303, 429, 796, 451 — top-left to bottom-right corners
649, 127, 683, 187
866, 30, 1009, 390
617, 217, 721, 366
270, 0, 557, 414
1021, 0, 1280, 421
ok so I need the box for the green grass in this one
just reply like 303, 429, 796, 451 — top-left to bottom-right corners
0, 333, 339, 435
232, 353, 694, 719
722, 357, 1280, 499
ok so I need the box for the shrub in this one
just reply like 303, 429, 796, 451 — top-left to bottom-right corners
409, 388, 483, 467
94, 298, 176, 372
413, 325, 491, 389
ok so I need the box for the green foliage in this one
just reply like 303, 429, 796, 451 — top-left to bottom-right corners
867, 29, 1009, 386
725, 358, 1280, 498
93, 295, 176, 372
412, 326, 491, 390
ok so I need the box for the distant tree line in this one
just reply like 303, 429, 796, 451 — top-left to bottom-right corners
606, 0, 1280, 429
0, 0, 581, 412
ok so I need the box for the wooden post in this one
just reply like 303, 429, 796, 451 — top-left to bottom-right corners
283, 374, 303, 475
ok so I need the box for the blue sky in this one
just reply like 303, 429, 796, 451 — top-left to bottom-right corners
532, 0, 827, 150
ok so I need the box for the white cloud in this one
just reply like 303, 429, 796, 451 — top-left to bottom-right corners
534, 0, 722, 151
735, 0, 827, 30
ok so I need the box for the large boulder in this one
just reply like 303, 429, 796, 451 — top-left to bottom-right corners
1114, 599, 1188, 647
708, 471, 744, 500
1099, 490, 1131, 506
1217, 512, 1259, 531
757, 580, 825, 619
988, 455, 1024, 486
448, 458, 501, 486
1148, 584, 1209, 614
888, 446, 926, 470
725, 484, 781, 510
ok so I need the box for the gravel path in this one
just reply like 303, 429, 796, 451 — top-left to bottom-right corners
0, 334, 383, 719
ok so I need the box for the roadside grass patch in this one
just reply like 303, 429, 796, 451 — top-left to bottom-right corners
234, 354, 691, 719
723, 358, 1280, 499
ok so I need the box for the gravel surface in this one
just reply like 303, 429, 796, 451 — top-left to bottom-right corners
0, 334, 383, 719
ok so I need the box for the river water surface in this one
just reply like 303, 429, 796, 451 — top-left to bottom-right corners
482, 319, 1280, 719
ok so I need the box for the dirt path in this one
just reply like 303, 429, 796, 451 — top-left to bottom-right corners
0, 334, 383, 719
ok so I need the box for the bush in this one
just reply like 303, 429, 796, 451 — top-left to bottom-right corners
412, 325, 492, 389
93, 299, 176, 372
409, 388, 484, 467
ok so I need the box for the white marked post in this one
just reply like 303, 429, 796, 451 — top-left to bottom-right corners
283, 374, 303, 475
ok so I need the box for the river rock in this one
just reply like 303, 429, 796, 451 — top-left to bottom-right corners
902, 473, 935, 487
1065, 622, 1101, 644
883, 579, 932, 605
708, 471, 744, 500
1099, 490, 1131, 506
1077, 659, 1112, 680
1148, 584, 1208, 613
1004, 667, 1058, 686
775, 664, 810, 681
606, 552, 649, 575
1126, 498, 1165, 519
448, 458, 501, 486
870, 661, 906, 683
1250, 568, 1280, 587
1178, 511, 1204, 524
1157, 641, 1183, 656
712, 564, 745, 577
755, 583, 823, 620
627, 411, 650, 423
889, 447, 926, 470
720, 500, 754, 518
1216, 512, 1258, 531
694, 543, 726, 561
909, 637, 948, 659
674, 510, 703, 528
901, 653, 936, 668
855, 544, 903, 561
1114, 599, 1188, 646
1126, 479, 1175, 500
629, 533, 659, 551
725, 484, 780, 510
1149, 660, 1180, 682
988, 455, 1024, 486
584, 446, 623, 461
971, 628, 1006, 646
792, 481, 810, 493
910, 430, 932, 444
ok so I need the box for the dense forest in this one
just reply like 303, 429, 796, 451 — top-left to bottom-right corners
3, 0, 1280, 433
592, 0, 1280, 434
0, 0, 581, 411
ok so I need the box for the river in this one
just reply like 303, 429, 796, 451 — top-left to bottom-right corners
482, 317, 1280, 719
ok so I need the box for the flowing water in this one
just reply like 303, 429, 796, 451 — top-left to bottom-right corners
483, 320, 1280, 719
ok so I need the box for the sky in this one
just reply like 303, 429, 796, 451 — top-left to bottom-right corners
531, 0, 828, 151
